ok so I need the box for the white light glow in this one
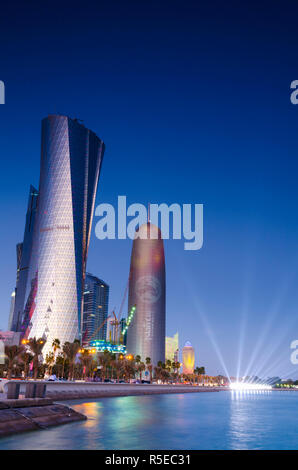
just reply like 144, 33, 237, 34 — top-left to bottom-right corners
230, 382, 272, 391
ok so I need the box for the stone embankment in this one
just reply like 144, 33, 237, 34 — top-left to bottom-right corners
0, 380, 224, 402
45, 383, 222, 400
0, 398, 86, 437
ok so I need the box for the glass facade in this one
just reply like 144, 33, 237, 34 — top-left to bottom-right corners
165, 332, 179, 363
7, 290, 16, 331
82, 273, 109, 346
10, 185, 38, 331
20, 115, 105, 357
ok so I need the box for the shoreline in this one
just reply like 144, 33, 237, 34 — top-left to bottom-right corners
0, 383, 224, 402
46, 384, 224, 401
0, 398, 86, 437
0, 381, 225, 402
0, 382, 294, 404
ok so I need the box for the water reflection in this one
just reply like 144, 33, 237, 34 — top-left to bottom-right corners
229, 390, 273, 449
231, 390, 272, 401
73, 401, 103, 429
1, 391, 298, 449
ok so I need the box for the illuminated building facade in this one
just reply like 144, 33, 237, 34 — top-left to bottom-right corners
126, 222, 166, 365
166, 332, 179, 362
89, 340, 126, 355
182, 341, 195, 375
120, 318, 127, 345
22, 115, 105, 357
10, 185, 38, 331
82, 274, 109, 346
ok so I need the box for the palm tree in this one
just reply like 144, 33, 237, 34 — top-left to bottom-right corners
161, 367, 170, 383
98, 350, 112, 381
171, 361, 181, 382
63, 340, 80, 381
28, 337, 46, 379
79, 350, 92, 379
137, 361, 145, 381
45, 352, 55, 376
154, 363, 170, 383
51, 338, 60, 372
198, 366, 205, 386
194, 366, 200, 384
20, 351, 33, 379
123, 358, 136, 382
154, 364, 163, 382
55, 353, 67, 379
110, 357, 122, 383
135, 355, 141, 364
5, 345, 24, 379
145, 357, 153, 382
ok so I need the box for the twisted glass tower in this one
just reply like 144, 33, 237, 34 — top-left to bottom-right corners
22, 115, 105, 356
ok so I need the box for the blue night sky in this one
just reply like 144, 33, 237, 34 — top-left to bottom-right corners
1, 0, 298, 378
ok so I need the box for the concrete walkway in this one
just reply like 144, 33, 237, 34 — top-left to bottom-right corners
0, 380, 223, 401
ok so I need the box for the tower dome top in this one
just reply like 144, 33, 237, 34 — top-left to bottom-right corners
135, 222, 162, 240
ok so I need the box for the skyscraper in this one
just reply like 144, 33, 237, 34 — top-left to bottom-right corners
182, 341, 195, 375
7, 290, 16, 331
10, 185, 38, 331
82, 274, 109, 346
21, 115, 105, 356
166, 332, 179, 363
126, 222, 166, 365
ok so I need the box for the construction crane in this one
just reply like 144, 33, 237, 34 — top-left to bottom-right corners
84, 314, 111, 346
108, 275, 131, 344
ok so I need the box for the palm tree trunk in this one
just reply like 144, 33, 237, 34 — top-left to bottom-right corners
33, 357, 38, 379
7, 361, 12, 380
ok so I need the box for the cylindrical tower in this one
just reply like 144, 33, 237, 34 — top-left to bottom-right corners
182, 341, 195, 375
126, 222, 165, 366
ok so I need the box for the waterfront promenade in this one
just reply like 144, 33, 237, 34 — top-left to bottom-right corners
0, 381, 222, 401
